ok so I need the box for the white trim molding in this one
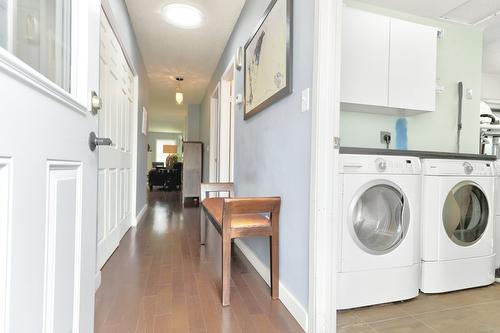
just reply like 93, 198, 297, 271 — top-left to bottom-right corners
234, 240, 309, 332
309, 0, 343, 332
95, 271, 102, 292
135, 204, 148, 227
0, 158, 12, 333
0, 49, 87, 114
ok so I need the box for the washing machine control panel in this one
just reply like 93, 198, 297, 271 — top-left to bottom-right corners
340, 156, 422, 174
375, 158, 387, 172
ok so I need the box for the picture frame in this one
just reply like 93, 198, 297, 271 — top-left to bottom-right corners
244, 0, 293, 120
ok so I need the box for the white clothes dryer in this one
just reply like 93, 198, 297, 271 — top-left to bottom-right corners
420, 159, 495, 293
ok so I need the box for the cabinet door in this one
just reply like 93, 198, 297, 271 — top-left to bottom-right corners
341, 7, 390, 106
389, 18, 437, 112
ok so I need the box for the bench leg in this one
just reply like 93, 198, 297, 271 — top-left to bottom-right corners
200, 209, 206, 245
270, 235, 279, 299
222, 233, 232, 306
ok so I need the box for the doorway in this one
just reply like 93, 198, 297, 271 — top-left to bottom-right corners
96, 8, 138, 270
210, 59, 236, 183
209, 84, 220, 182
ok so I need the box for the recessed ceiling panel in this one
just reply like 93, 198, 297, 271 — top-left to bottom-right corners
441, 0, 500, 25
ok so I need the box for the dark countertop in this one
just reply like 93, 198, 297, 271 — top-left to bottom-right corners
340, 147, 497, 161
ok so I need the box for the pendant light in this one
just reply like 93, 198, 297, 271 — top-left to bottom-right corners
176, 77, 184, 105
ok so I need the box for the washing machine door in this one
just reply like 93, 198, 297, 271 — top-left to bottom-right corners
443, 181, 489, 247
351, 184, 410, 255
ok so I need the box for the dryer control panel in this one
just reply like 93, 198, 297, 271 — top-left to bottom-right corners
422, 159, 494, 176
340, 155, 421, 175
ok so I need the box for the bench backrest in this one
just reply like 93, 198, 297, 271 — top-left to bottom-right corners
200, 183, 234, 201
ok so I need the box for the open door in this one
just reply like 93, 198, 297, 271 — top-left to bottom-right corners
96, 9, 136, 271
0, 1, 100, 332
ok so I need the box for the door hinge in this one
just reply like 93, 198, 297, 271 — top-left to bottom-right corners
334, 137, 341, 149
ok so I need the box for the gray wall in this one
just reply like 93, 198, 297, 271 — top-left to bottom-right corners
102, 0, 150, 215
186, 104, 201, 141
200, 0, 314, 309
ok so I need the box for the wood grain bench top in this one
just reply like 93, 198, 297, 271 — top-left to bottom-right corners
201, 198, 271, 229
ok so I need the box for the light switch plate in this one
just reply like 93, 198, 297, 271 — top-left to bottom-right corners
466, 88, 473, 100
302, 88, 310, 112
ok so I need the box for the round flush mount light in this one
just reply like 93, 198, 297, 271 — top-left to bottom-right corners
161, 3, 204, 29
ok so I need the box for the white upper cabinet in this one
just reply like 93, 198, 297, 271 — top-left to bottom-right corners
341, 7, 438, 115
388, 18, 437, 112
341, 7, 390, 107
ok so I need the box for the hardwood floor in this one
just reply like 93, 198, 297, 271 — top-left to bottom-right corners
94, 191, 304, 333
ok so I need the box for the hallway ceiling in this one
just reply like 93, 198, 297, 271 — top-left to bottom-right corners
357, 0, 500, 74
125, 0, 246, 132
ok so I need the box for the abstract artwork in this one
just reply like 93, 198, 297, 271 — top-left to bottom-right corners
244, 0, 292, 119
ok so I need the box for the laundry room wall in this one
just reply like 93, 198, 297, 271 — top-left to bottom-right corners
340, 0, 483, 154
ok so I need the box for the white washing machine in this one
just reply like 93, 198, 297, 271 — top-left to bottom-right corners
421, 159, 495, 293
337, 154, 421, 309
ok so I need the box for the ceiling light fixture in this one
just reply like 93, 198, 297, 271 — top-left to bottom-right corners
161, 3, 204, 29
175, 77, 184, 105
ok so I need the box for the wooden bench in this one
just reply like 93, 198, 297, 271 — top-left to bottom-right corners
200, 183, 281, 306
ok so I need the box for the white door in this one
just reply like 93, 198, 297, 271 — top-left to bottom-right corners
341, 7, 390, 106
388, 18, 437, 112
97, 11, 135, 270
0, 1, 99, 332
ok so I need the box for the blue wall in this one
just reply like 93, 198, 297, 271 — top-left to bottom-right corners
200, 0, 314, 310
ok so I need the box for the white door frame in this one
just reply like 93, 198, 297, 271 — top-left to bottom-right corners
100, 4, 140, 227
209, 83, 220, 182
308, 0, 342, 332
219, 57, 236, 182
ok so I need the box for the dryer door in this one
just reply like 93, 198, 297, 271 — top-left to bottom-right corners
351, 184, 410, 255
443, 181, 489, 247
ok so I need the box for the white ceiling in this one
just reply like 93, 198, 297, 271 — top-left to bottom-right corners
356, 0, 500, 73
125, 0, 246, 132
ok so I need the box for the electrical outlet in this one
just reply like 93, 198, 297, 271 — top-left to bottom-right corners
380, 131, 391, 144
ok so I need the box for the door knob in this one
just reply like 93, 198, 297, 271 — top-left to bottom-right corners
89, 132, 112, 151
90, 91, 102, 115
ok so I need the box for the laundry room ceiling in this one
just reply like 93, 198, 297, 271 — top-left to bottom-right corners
357, 0, 500, 74
125, 0, 246, 132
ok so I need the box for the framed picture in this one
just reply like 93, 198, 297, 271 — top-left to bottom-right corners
244, 0, 292, 120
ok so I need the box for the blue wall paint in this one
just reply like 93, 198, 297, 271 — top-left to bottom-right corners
102, 0, 150, 215
200, 0, 314, 309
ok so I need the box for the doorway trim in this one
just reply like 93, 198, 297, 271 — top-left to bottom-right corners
219, 57, 236, 182
308, 0, 342, 332
209, 83, 220, 182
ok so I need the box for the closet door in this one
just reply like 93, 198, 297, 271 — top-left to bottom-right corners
341, 7, 390, 107
388, 18, 437, 112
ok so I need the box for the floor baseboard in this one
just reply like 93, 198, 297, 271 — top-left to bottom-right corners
234, 239, 309, 332
95, 271, 102, 292
135, 204, 148, 227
